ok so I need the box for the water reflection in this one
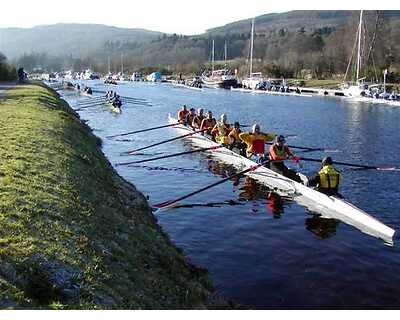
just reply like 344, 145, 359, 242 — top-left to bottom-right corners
305, 215, 339, 239
266, 192, 285, 219
205, 157, 340, 239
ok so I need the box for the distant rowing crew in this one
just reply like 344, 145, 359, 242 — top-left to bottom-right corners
177, 105, 342, 196
105, 91, 122, 111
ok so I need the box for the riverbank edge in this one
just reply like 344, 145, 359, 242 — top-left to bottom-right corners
0, 82, 235, 309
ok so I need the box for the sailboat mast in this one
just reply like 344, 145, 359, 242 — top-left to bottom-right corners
224, 40, 227, 65
108, 56, 110, 74
121, 52, 124, 74
212, 40, 215, 72
356, 10, 363, 82
250, 18, 254, 78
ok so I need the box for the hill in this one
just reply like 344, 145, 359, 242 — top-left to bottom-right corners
3, 10, 400, 80
0, 23, 162, 58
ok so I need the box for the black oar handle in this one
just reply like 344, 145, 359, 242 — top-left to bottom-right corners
299, 156, 378, 169
116, 146, 221, 166
153, 159, 270, 209
107, 122, 182, 139
126, 127, 208, 154
265, 142, 323, 152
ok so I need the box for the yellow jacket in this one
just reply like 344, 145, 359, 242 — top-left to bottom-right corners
318, 165, 342, 189
239, 132, 276, 157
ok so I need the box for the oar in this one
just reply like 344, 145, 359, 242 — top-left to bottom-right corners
75, 97, 106, 105
106, 122, 182, 139
92, 89, 147, 101
119, 96, 147, 101
116, 146, 222, 166
298, 156, 399, 171
265, 142, 338, 153
121, 100, 153, 107
75, 101, 109, 111
75, 99, 107, 107
123, 128, 208, 155
152, 159, 270, 210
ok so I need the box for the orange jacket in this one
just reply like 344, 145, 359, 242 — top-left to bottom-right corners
200, 118, 216, 133
178, 109, 189, 122
269, 144, 294, 161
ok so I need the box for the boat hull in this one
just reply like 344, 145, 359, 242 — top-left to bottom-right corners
202, 77, 238, 89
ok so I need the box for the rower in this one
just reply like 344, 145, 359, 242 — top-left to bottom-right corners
228, 122, 246, 156
186, 108, 197, 127
192, 108, 205, 128
200, 111, 216, 135
178, 105, 189, 123
239, 124, 275, 161
308, 157, 343, 197
112, 97, 122, 109
211, 114, 231, 145
268, 135, 302, 182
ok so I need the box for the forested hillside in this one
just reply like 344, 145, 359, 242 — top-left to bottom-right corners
3, 11, 400, 80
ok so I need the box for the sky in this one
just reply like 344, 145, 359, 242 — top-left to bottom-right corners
0, 0, 399, 35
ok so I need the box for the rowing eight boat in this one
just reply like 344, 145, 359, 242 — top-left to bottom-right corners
168, 114, 395, 245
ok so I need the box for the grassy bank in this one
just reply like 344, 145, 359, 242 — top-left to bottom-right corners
0, 83, 229, 309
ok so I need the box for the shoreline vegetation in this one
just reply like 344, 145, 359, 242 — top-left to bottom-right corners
3, 11, 400, 85
0, 82, 233, 309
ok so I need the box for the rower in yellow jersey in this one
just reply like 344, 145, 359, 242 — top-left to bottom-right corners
211, 114, 231, 145
239, 124, 276, 161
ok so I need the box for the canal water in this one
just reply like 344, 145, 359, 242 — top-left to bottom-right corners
63, 81, 400, 309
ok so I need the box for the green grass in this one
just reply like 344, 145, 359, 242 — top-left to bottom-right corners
0, 83, 227, 309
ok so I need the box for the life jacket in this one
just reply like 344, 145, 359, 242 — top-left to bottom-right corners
201, 118, 216, 131
186, 113, 195, 126
229, 129, 241, 143
269, 145, 289, 161
178, 109, 189, 122
193, 115, 205, 128
215, 121, 230, 144
318, 165, 341, 190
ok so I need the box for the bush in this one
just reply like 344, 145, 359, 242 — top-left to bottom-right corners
0, 63, 17, 81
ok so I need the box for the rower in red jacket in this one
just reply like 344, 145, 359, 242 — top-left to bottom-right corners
177, 105, 189, 123
269, 135, 302, 182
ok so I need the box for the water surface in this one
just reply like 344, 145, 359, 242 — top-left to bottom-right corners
63, 81, 400, 309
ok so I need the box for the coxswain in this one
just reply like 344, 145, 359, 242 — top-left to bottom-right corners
86, 87, 92, 95
200, 111, 216, 135
178, 105, 189, 123
308, 157, 342, 197
228, 122, 246, 156
268, 135, 301, 182
239, 124, 275, 161
192, 108, 205, 128
211, 114, 231, 145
